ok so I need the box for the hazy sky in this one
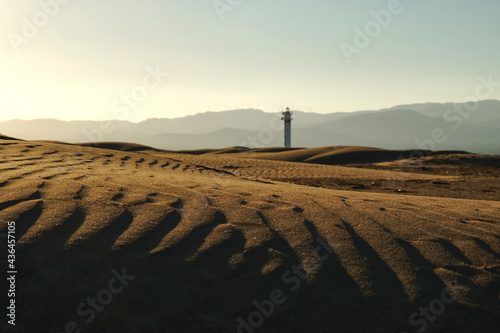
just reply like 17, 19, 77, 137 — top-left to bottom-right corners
1, 0, 499, 122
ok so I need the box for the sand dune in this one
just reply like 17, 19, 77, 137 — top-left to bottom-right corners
1, 137, 499, 332
0, 134, 21, 141
171, 145, 483, 165
76, 141, 166, 152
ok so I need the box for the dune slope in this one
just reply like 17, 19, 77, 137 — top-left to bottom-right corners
1, 139, 499, 332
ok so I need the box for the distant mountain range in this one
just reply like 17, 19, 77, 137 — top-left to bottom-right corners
1, 100, 499, 154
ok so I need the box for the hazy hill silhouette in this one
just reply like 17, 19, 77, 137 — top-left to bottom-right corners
135, 109, 351, 134
1, 100, 499, 154
389, 99, 500, 122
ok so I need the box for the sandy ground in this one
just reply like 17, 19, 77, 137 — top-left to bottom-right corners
0, 139, 499, 332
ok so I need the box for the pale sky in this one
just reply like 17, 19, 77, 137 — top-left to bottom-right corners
1, 0, 499, 122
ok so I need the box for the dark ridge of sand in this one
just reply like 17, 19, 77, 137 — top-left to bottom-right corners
396, 154, 500, 167
75, 141, 167, 152
0, 134, 22, 141
165, 146, 476, 165
173, 147, 252, 155
0, 139, 499, 333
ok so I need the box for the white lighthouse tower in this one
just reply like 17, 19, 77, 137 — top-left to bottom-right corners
281, 107, 293, 148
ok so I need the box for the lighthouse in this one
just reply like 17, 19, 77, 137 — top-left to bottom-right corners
281, 107, 293, 148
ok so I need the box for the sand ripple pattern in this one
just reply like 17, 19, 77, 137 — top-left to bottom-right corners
0, 140, 499, 332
